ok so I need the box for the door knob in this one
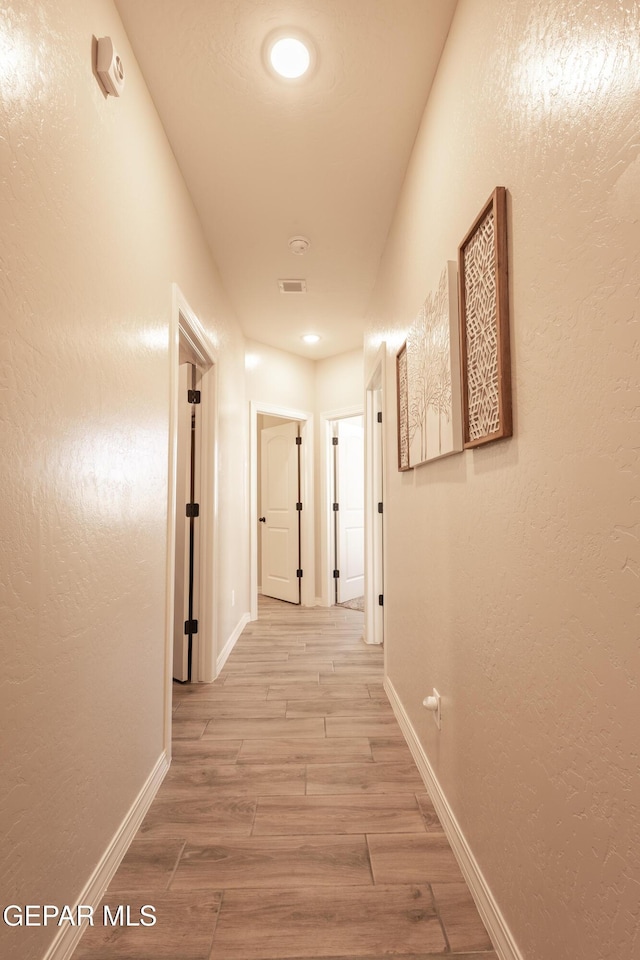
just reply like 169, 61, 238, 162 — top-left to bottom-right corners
259, 516, 266, 522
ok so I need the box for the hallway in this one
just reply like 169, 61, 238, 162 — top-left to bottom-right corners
73, 598, 495, 959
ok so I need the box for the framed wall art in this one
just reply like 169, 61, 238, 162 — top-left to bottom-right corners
458, 186, 512, 447
406, 261, 463, 467
396, 340, 411, 471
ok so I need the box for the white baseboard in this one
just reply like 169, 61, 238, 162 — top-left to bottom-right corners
384, 677, 523, 960
43, 751, 169, 960
216, 612, 250, 674
363, 632, 382, 645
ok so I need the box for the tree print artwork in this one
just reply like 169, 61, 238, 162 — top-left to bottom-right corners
406, 262, 463, 466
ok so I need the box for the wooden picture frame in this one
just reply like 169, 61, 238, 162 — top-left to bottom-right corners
458, 186, 512, 447
396, 340, 411, 471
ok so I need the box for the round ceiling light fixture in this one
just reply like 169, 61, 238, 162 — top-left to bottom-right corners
301, 334, 321, 344
264, 29, 316, 80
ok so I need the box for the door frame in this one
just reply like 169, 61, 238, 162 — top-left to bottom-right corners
250, 401, 314, 620
319, 405, 363, 607
364, 343, 386, 646
165, 285, 218, 747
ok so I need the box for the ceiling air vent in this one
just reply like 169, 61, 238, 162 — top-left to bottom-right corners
278, 279, 307, 294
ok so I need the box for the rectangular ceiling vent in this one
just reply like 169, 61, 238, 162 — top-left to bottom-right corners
278, 279, 307, 294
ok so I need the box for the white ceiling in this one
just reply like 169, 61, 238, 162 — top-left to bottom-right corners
115, 0, 458, 359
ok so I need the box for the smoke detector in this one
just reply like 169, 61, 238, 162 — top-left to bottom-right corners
288, 236, 311, 256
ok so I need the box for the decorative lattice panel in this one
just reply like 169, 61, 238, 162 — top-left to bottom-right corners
463, 209, 500, 440
396, 342, 410, 471
459, 187, 512, 447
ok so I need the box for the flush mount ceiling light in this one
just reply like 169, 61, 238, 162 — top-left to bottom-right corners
302, 334, 321, 344
264, 29, 316, 81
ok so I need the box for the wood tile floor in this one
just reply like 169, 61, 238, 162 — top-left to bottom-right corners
74, 597, 496, 960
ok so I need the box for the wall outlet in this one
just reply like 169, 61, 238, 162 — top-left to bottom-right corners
231, 590, 235, 607
423, 688, 442, 730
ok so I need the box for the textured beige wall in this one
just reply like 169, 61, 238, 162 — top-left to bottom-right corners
315, 348, 364, 415
0, 2, 247, 958
364, 2, 639, 959
245, 339, 316, 412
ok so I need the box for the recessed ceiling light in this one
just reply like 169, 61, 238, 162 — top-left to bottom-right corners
302, 334, 320, 344
264, 29, 316, 81
270, 37, 310, 78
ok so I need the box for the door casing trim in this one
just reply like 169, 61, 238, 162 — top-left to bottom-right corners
364, 343, 386, 646
318, 405, 364, 607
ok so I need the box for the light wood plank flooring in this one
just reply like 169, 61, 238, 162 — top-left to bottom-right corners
73, 597, 496, 960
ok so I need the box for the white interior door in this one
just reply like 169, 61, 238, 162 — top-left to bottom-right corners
260, 420, 300, 604
337, 417, 365, 602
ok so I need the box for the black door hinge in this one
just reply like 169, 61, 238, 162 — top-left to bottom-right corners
378, 594, 384, 606
333, 502, 339, 511
297, 568, 303, 578
296, 502, 303, 511
377, 411, 382, 423
296, 436, 302, 445
184, 619, 198, 634
186, 503, 200, 517
188, 389, 201, 404
332, 437, 338, 445
333, 569, 340, 579
378, 502, 383, 514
